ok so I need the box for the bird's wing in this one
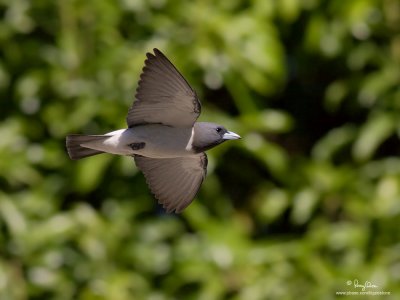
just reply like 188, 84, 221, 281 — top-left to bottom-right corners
134, 153, 208, 213
127, 48, 201, 128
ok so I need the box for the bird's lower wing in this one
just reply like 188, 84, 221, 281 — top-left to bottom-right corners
134, 153, 208, 213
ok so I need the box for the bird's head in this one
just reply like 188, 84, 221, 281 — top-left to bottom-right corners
192, 122, 241, 153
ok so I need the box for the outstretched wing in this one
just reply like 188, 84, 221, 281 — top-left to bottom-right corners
134, 153, 208, 213
127, 49, 201, 128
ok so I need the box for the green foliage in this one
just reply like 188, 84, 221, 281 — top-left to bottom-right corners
1, 0, 400, 299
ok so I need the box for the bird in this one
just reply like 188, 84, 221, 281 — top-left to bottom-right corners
66, 48, 240, 213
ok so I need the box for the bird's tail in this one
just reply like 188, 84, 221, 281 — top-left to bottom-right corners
66, 135, 108, 160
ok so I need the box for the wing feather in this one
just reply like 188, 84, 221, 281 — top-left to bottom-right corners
134, 154, 207, 213
127, 49, 201, 127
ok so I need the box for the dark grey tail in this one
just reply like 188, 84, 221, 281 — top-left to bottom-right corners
66, 135, 108, 160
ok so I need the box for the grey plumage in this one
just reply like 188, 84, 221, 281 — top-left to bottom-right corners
127, 49, 200, 127
66, 48, 240, 213
134, 154, 208, 213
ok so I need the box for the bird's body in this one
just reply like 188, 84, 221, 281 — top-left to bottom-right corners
76, 125, 195, 158
66, 49, 240, 213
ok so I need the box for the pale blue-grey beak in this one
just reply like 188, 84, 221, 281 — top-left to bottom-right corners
223, 131, 241, 140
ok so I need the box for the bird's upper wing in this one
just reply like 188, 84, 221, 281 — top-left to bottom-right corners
134, 153, 208, 213
127, 49, 201, 128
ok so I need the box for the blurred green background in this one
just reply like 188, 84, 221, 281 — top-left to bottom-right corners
1, 0, 400, 299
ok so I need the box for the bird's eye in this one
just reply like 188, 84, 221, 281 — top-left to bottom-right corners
216, 127, 222, 133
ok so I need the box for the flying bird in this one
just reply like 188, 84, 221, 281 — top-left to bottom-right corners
66, 49, 240, 213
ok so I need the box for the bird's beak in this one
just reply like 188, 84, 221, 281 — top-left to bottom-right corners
223, 131, 241, 140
